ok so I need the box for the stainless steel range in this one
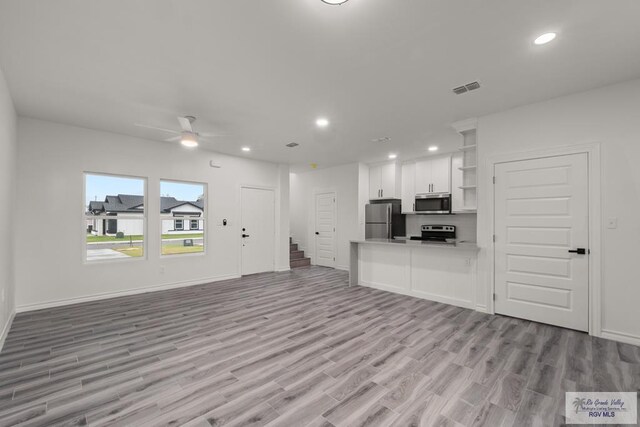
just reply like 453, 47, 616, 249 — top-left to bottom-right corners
410, 225, 456, 242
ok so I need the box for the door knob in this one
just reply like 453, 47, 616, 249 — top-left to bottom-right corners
568, 248, 587, 254
315, 232, 319, 235
242, 234, 250, 238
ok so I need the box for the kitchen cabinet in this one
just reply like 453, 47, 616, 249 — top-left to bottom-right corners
401, 162, 415, 213
415, 155, 451, 194
369, 162, 400, 200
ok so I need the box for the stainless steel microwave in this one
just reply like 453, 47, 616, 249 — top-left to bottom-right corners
415, 193, 451, 214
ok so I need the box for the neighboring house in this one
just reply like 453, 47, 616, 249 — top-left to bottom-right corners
86, 194, 204, 236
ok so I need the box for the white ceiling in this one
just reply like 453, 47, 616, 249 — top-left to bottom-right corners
1, 0, 640, 171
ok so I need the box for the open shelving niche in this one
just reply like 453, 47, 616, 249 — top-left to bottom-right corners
452, 118, 477, 212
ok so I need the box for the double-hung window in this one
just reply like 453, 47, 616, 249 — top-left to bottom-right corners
160, 180, 206, 255
84, 173, 146, 261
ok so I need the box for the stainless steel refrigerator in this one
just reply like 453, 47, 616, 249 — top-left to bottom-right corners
365, 200, 406, 239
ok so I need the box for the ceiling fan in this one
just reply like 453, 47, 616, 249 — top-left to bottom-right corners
134, 116, 226, 148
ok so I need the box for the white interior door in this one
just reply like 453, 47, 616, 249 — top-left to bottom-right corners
241, 187, 275, 275
315, 192, 336, 268
494, 153, 589, 331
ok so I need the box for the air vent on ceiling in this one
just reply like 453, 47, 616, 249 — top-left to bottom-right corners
371, 137, 391, 143
453, 81, 481, 95
285, 142, 299, 148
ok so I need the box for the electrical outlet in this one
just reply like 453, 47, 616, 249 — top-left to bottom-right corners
465, 258, 471, 266
159, 266, 165, 275
607, 218, 618, 229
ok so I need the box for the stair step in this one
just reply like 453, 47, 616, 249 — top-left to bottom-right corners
290, 257, 311, 268
290, 243, 298, 251
290, 250, 305, 260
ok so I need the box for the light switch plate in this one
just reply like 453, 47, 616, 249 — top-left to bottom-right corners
607, 217, 618, 229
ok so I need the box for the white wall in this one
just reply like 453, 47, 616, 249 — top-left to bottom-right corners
0, 65, 17, 348
290, 163, 361, 270
15, 117, 289, 310
477, 78, 640, 344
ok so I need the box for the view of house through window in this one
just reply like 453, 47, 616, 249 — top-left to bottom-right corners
160, 180, 205, 255
85, 173, 146, 261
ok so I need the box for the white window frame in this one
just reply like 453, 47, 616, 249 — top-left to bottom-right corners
190, 219, 199, 230
175, 219, 184, 231
160, 179, 207, 257
83, 172, 147, 263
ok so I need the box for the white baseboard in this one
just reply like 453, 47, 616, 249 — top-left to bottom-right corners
360, 280, 474, 310
336, 265, 349, 272
16, 274, 241, 313
475, 304, 489, 313
276, 267, 291, 272
0, 310, 15, 352
600, 328, 640, 346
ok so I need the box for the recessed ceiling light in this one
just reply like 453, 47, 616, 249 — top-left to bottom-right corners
242, 147, 251, 152
388, 154, 397, 160
428, 146, 438, 152
316, 118, 330, 128
180, 133, 198, 148
534, 32, 556, 45
321, 0, 349, 4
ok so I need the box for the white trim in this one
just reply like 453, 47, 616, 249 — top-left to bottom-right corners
486, 142, 602, 337
0, 310, 16, 352
16, 274, 240, 313
312, 189, 337, 268
600, 329, 640, 347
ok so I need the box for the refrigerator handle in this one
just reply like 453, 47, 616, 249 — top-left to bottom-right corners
387, 205, 392, 239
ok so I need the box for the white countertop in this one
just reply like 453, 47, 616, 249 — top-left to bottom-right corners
351, 239, 479, 251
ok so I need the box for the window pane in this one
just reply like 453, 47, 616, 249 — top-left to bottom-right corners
85, 174, 145, 261
160, 181, 205, 256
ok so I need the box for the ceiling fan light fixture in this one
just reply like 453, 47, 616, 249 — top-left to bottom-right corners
321, 0, 349, 4
534, 32, 556, 45
180, 132, 198, 148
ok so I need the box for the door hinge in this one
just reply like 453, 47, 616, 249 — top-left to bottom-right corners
493, 293, 496, 301
493, 234, 496, 242
493, 176, 496, 184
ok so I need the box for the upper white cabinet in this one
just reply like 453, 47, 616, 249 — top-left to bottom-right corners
415, 155, 451, 195
401, 162, 415, 213
369, 161, 400, 200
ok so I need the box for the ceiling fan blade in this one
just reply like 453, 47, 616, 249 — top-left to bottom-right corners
134, 123, 180, 134
164, 135, 182, 142
199, 132, 230, 137
178, 116, 193, 132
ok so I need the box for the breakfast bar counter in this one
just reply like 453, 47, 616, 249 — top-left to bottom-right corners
349, 239, 480, 310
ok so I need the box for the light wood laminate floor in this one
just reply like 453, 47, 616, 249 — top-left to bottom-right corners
1, 267, 639, 426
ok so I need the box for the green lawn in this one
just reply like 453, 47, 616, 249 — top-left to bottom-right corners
87, 233, 203, 242
113, 247, 144, 257
161, 244, 204, 256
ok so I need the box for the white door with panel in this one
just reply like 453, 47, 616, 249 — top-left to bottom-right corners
494, 153, 589, 331
315, 192, 336, 267
241, 187, 275, 275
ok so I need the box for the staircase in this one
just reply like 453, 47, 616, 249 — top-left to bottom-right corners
290, 238, 311, 268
